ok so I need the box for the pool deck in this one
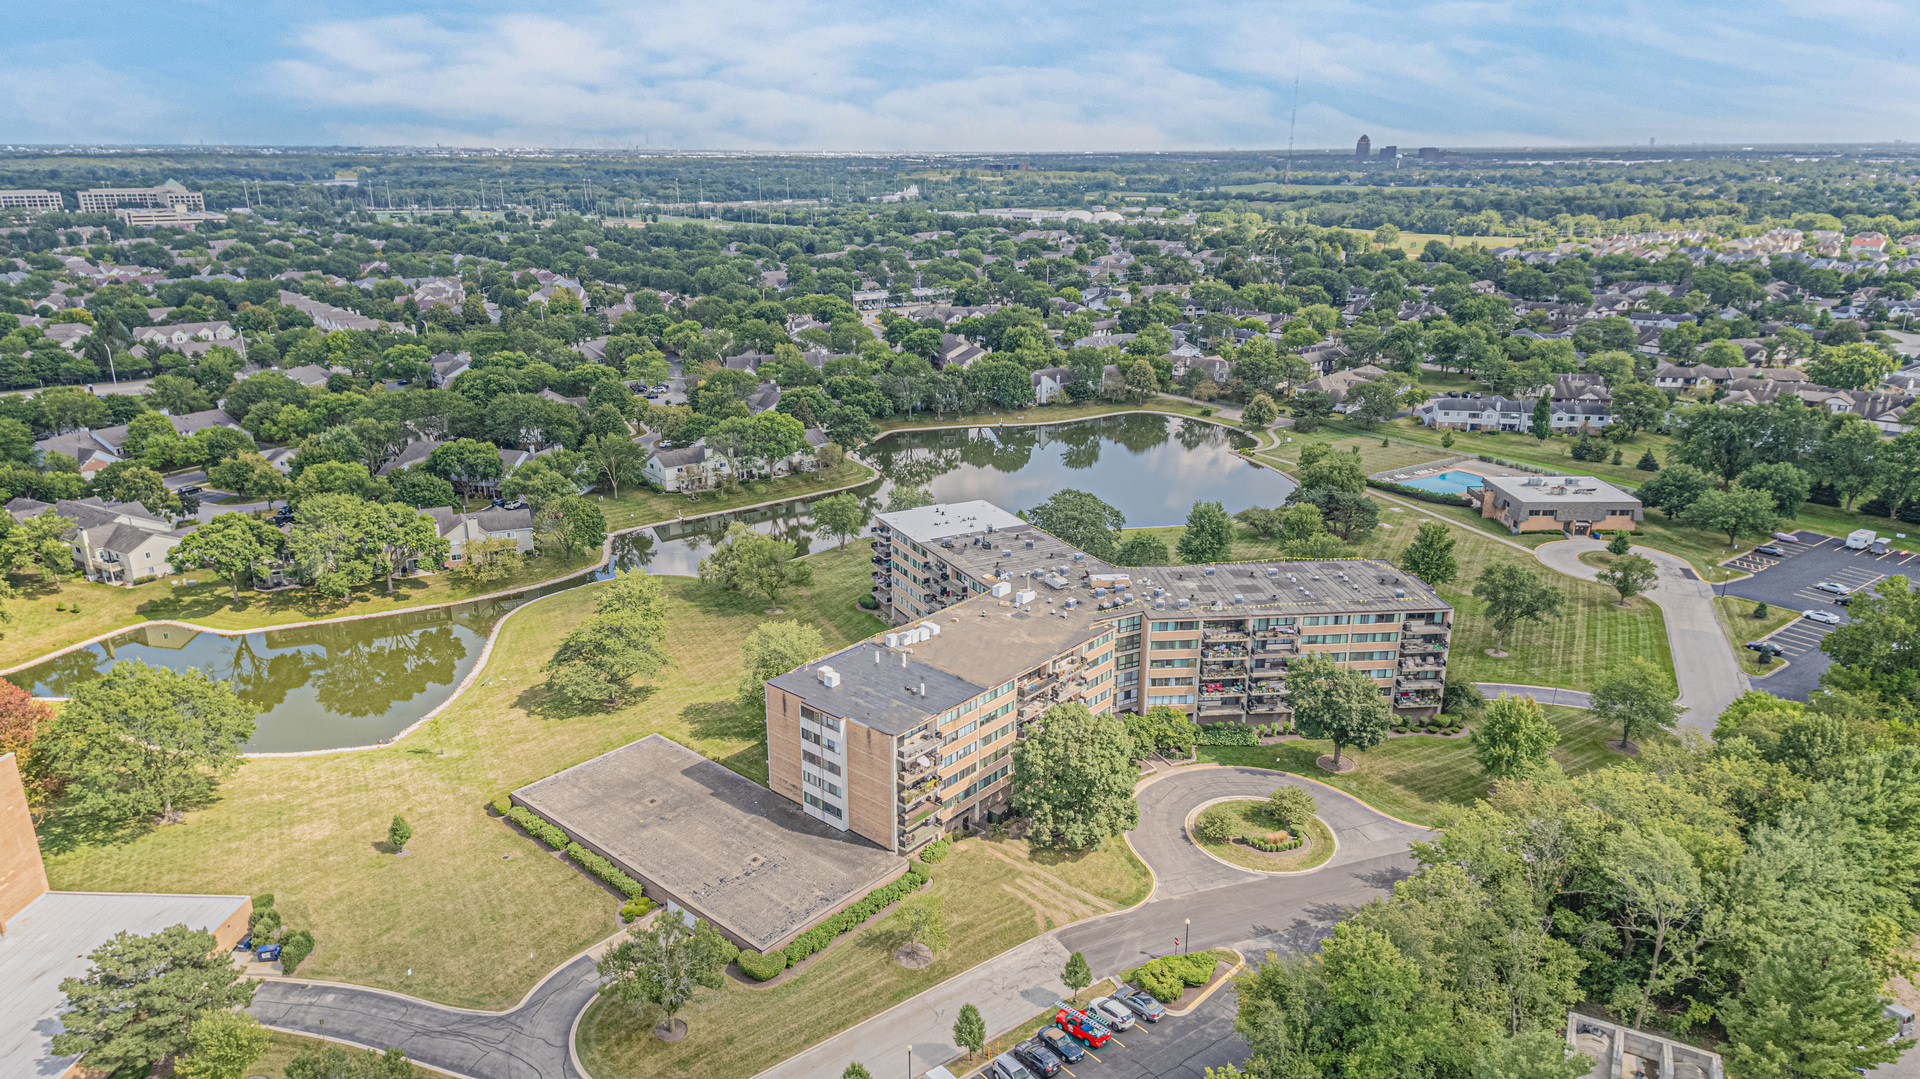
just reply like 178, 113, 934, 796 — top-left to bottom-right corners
1373, 456, 1536, 490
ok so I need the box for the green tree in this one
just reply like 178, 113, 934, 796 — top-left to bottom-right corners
1123, 358, 1159, 402
388, 815, 412, 852
174, 1011, 272, 1079
390, 468, 457, 510
954, 1002, 987, 1060
895, 893, 948, 953
1008, 702, 1139, 848
171, 512, 285, 599
1737, 461, 1811, 516
90, 460, 182, 518
1473, 1031, 1593, 1079
364, 501, 451, 592
288, 492, 375, 599
738, 620, 827, 708
51, 925, 255, 1076
1287, 653, 1392, 769
553, 496, 607, 559
1289, 389, 1334, 432
1472, 564, 1565, 653
1637, 462, 1711, 519
425, 437, 505, 494
1028, 488, 1126, 560
1680, 487, 1778, 547
546, 570, 672, 707
698, 522, 814, 604
1529, 395, 1550, 440
1469, 694, 1559, 780
1295, 443, 1366, 494
38, 660, 254, 822
1809, 416, 1881, 510
1062, 952, 1093, 1003
1242, 392, 1278, 430
207, 453, 292, 502
1114, 531, 1170, 566
1595, 552, 1659, 604
1806, 341, 1898, 390
811, 492, 865, 551
1398, 521, 1457, 586
1672, 404, 1765, 489
1603, 826, 1709, 1031
1176, 500, 1233, 563
1589, 657, 1682, 750
1721, 936, 1902, 1079
1606, 531, 1632, 556
583, 434, 647, 499
596, 914, 733, 1038
1265, 786, 1317, 831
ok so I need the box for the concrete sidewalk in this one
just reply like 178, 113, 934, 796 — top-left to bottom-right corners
1534, 538, 1745, 732
1474, 683, 1594, 708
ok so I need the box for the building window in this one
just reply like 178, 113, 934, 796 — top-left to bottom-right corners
1147, 694, 1195, 706
1150, 639, 1199, 651
1149, 658, 1196, 669
802, 792, 843, 819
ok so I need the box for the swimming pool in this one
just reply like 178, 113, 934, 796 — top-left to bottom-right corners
1394, 470, 1486, 495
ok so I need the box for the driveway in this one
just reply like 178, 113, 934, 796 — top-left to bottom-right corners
1533, 538, 1744, 732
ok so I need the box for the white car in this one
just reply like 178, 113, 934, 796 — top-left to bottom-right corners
1803, 609, 1842, 625
1815, 582, 1850, 595
1089, 995, 1136, 1031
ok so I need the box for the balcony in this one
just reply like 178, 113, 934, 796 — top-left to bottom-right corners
1202, 629, 1248, 644
900, 816, 943, 851
1247, 696, 1287, 715
1018, 673, 1060, 699
1198, 702, 1244, 718
897, 732, 939, 765
1256, 638, 1300, 654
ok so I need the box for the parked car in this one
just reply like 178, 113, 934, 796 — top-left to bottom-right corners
177, 485, 202, 496
1771, 531, 1800, 543
1754, 544, 1786, 557
1803, 609, 1842, 625
1037, 1026, 1086, 1063
1089, 995, 1136, 1031
1838, 594, 1855, 606
1871, 538, 1892, 555
987, 1053, 1034, 1079
1745, 641, 1784, 654
1053, 1004, 1112, 1047
1815, 581, 1851, 594
1118, 988, 1167, 1022
1012, 1038, 1064, 1077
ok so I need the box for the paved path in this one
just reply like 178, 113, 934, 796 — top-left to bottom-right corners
1473, 683, 1594, 708
754, 766, 1430, 1079
250, 942, 617, 1079
1534, 538, 1745, 732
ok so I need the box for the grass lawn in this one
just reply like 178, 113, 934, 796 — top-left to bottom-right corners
1125, 494, 1674, 692
1191, 801, 1335, 873
575, 834, 1148, 1079
592, 459, 877, 527
875, 396, 1224, 434
1197, 704, 1645, 827
252, 1030, 458, 1079
1714, 596, 1801, 676
38, 543, 888, 1009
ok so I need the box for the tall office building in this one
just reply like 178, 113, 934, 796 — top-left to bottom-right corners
1378, 145, 1398, 161
1355, 135, 1371, 161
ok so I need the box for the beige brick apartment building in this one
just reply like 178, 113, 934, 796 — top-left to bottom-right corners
765, 500, 1452, 853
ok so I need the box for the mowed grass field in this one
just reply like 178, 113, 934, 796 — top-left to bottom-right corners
38, 544, 890, 1009
576, 833, 1148, 1079
1199, 704, 1642, 826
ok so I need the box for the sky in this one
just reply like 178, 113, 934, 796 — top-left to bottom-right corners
5, 0, 1919, 151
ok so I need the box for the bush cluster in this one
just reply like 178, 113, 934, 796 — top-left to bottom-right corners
782, 865, 929, 967
1397, 714, 1463, 736
279, 928, 315, 973
490, 792, 513, 815
507, 804, 647, 899
1246, 832, 1304, 853
620, 897, 655, 922
1196, 722, 1261, 746
919, 838, 952, 864
737, 948, 789, 981
1128, 952, 1220, 1003
1364, 478, 1473, 507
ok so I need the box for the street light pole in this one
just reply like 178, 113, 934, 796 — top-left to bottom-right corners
1184, 917, 1190, 954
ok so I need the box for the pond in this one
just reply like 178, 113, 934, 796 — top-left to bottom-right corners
12, 414, 1295, 751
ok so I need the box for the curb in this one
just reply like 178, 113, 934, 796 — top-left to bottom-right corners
1161, 946, 1246, 1017
1181, 798, 1337, 878
253, 1024, 475, 1079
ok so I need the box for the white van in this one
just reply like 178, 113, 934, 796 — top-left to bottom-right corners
1846, 528, 1878, 550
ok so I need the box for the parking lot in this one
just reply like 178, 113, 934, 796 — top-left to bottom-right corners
987, 988, 1246, 1079
1719, 530, 1920, 700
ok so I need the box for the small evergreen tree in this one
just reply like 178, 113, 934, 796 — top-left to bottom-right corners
1062, 951, 1093, 1002
1636, 448, 1660, 471
953, 1003, 987, 1060
1753, 601, 1769, 619
1606, 531, 1631, 556
388, 815, 412, 852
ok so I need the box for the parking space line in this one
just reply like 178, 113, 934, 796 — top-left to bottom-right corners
1083, 1050, 1102, 1063
1060, 1067, 1077, 1077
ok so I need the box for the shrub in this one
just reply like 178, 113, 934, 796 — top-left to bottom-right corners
620, 897, 654, 922
858, 595, 879, 610
278, 929, 315, 973
1365, 478, 1474, 508
1194, 804, 1239, 843
508, 806, 568, 849
1196, 722, 1260, 746
738, 948, 788, 981
920, 838, 951, 864
252, 893, 275, 911
566, 843, 645, 899
1392, 725, 1406, 733
1265, 786, 1317, 831
490, 792, 512, 816
69, 603, 80, 614
249, 907, 282, 941
783, 866, 929, 967
1247, 832, 1303, 853
1127, 953, 1219, 1003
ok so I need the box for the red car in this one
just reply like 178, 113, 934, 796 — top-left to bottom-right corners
1053, 1003, 1113, 1047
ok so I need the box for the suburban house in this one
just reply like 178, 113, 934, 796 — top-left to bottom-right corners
746, 382, 782, 415
644, 440, 732, 492
4, 496, 193, 583
130, 321, 240, 349
429, 351, 471, 386
1469, 475, 1642, 536
1302, 364, 1387, 409
35, 409, 241, 474
771, 428, 834, 477
1417, 395, 1532, 431
425, 506, 537, 564
1030, 366, 1074, 403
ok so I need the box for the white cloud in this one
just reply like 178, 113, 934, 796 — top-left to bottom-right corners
0, 55, 182, 143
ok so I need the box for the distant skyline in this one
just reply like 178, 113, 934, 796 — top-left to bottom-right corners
6, 0, 1918, 152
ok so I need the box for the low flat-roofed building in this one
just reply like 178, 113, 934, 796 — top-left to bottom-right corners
77, 179, 205, 214
510, 734, 902, 953
0, 753, 250, 1079
1472, 474, 1643, 536
0, 189, 63, 212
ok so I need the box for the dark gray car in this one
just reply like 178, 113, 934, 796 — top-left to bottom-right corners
1119, 988, 1168, 1022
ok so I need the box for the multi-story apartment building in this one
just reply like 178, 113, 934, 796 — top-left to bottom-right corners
767, 500, 1452, 853
0, 189, 64, 212
76, 179, 204, 214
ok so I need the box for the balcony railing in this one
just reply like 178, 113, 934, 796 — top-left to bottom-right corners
897, 733, 939, 765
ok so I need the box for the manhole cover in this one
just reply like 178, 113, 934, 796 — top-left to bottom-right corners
644, 796, 662, 807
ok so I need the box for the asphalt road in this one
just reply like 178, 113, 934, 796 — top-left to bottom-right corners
1717, 530, 1920, 701
251, 952, 602, 1079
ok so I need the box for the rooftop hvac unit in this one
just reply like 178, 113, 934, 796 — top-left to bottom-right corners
885, 632, 901, 648
1123, 592, 1134, 602
819, 666, 840, 688
1393, 588, 1406, 598
919, 620, 941, 636
1154, 597, 1166, 609
1204, 567, 1216, 576
1093, 587, 1107, 598
991, 581, 1012, 597
1073, 553, 1086, 562
1025, 539, 1034, 548
1002, 549, 1012, 557
1014, 589, 1036, 606
1266, 567, 1279, 579
1152, 587, 1165, 598
1233, 594, 1245, 604
1177, 598, 1191, 610
1065, 597, 1079, 609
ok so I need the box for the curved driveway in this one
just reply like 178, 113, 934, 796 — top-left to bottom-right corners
247, 768, 1429, 1079
1534, 537, 1744, 732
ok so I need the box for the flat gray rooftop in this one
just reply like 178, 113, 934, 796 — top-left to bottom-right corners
1, 890, 249, 1079
512, 734, 903, 953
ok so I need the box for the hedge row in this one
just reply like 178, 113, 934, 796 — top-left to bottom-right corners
1197, 723, 1261, 746
279, 929, 315, 974
783, 865, 930, 967
1127, 952, 1220, 1004
1365, 478, 1473, 507
1246, 833, 1304, 853
737, 948, 788, 981
507, 805, 646, 899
